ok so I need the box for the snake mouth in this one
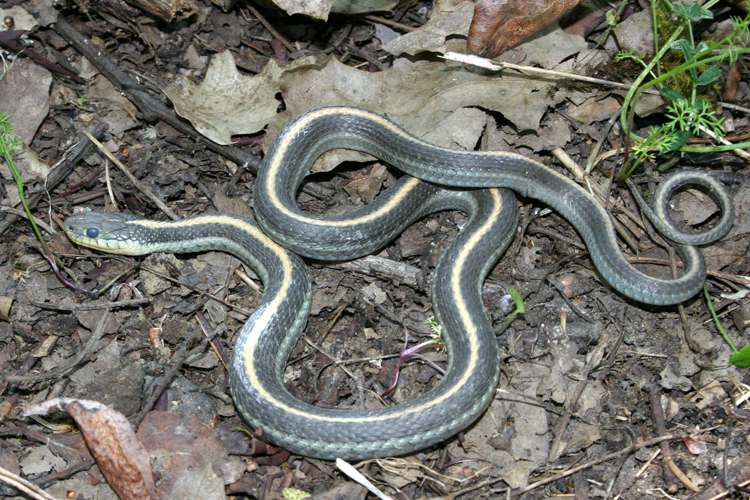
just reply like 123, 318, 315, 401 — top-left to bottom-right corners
63, 214, 138, 254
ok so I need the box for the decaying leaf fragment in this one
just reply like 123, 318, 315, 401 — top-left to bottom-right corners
382, 0, 474, 56
0, 296, 12, 321
256, 0, 403, 21
24, 398, 157, 500
467, 0, 584, 57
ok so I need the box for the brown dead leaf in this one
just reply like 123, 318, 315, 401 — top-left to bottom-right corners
467, 0, 584, 57
265, 56, 562, 171
725, 61, 742, 101
0, 58, 52, 145
342, 164, 388, 203
23, 398, 157, 500
382, 0, 474, 56
684, 436, 708, 455
565, 95, 621, 125
673, 189, 720, 226
612, 10, 654, 58
170, 461, 227, 500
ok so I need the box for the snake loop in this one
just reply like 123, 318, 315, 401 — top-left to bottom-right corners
64, 106, 733, 460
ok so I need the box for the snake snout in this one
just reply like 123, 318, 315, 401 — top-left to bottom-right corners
63, 214, 96, 240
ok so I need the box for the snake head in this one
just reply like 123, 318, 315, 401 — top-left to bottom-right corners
64, 212, 147, 255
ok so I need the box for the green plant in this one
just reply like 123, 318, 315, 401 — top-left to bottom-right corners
617, 0, 750, 179
496, 287, 525, 335
0, 112, 87, 293
0, 113, 47, 252
703, 285, 750, 368
64, 96, 89, 107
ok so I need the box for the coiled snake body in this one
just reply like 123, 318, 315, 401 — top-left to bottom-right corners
64, 106, 733, 460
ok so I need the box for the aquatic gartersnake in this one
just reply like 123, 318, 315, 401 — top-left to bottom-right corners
64, 106, 733, 460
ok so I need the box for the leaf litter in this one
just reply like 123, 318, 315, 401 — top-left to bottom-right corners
0, 0, 748, 499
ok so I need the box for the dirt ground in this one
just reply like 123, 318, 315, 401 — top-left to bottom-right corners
0, 1, 749, 499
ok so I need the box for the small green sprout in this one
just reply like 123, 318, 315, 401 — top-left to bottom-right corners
64, 96, 89, 107
0, 112, 88, 294
496, 288, 525, 335
703, 285, 750, 368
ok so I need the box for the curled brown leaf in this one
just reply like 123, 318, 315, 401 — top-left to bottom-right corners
468, 0, 584, 57
24, 398, 156, 500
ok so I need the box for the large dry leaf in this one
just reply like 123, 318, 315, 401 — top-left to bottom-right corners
448, 371, 550, 489
0, 57, 52, 201
136, 411, 245, 498
161, 51, 314, 145
0, 58, 51, 145
264, 56, 564, 172
170, 461, 226, 500
24, 398, 157, 500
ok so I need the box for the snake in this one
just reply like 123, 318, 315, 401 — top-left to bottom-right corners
64, 106, 733, 460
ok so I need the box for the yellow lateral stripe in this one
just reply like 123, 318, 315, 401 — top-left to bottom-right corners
263, 107, 583, 229
242, 188, 506, 423
134, 216, 295, 315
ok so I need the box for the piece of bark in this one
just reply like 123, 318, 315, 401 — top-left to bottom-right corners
124, 0, 199, 22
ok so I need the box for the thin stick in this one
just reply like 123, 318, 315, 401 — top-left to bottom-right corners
83, 131, 178, 220
242, 1, 295, 52
0, 465, 61, 500
0, 207, 55, 233
362, 15, 416, 32
443, 52, 661, 93
104, 159, 119, 211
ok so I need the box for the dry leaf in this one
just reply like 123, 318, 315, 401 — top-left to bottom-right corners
0, 57, 52, 145
24, 398, 157, 500
162, 51, 314, 145
382, 0, 474, 56
136, 411, 245, 497
467, 0, 584, 57
170, 461, 226, 500
264, 56, 562, 171
261, 0, 402, 21
684, 436, 708, 455
725, 61, 742, 101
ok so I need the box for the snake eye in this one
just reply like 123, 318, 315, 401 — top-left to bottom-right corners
86, 227, 100, 238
